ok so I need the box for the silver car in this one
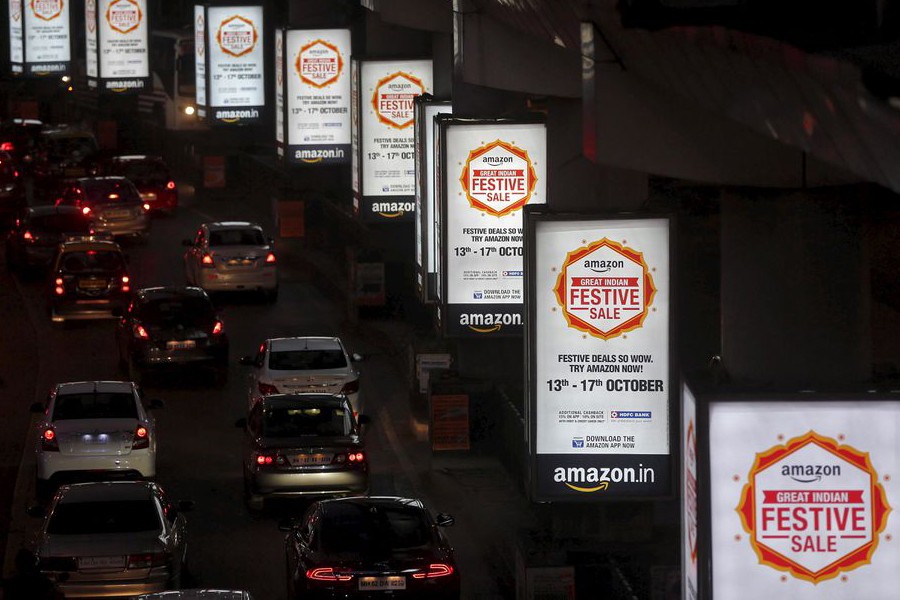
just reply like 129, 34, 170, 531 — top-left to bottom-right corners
32, 480, 191, 598
182, 221, 278, 301
55, 176, 151, 242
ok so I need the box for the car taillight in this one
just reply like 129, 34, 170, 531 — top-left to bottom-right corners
412, 563, 455, 579
54, 278, 65, 295
341, 379, 359, 395
133, 324, 150, 339
212, 320, 224, 335
81, 206, 92, 215
132, 425, 149, 449
127, 552, 168, 569
166, 180, 176, 190
142, 203, 151, 211
258, 382, 279, 395
201, 254, 214, 267
254, 452, 287, 466
0, 142, 13, 152
121, 275, 130, 293
306, 567, 353, 582
41, 427, 59, 452
265, 252, 276, 265
22, 230, 34, 241
332, 451, 366, 465
348, 451, 364, 462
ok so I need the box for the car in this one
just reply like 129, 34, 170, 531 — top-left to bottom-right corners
182, 221, 278, 301
136, 591, 254, 599
31, 480, 190, 598
282, 496, 460, 600
0, 117, 43, 170
237, 393, 370, 512
5, 205, 94, 273
54, 176, 151, 242
0, 149, 26, 227
32, 125, 100, 201
115, 286, 229, 386
30, 380, 161, 499
48, 237, 132, 325
101, 155, 178, 216
240, 337, 361, 413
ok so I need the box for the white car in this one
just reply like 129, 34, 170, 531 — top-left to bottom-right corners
32, 480, 190, 598
183, 221, 278, 301
31, 381, 160, 499
240, 336, 362, 414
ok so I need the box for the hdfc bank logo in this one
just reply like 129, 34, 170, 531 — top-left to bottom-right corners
736, 431, 892, 584
297, 40, 343, 88
195, 13, 204, 57
31, 0, 63, 21
553, 238, 656, 340
106, 0, 142, 35
459, 140, 538, 217
11, 0, 22, 21
216, 14, 258, 58
370, 72, 424, 129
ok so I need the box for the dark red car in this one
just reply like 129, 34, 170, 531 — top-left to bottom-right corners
101, 155, 178, 216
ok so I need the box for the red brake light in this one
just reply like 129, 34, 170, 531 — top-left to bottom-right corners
347, 452, 365, 463
121, 275, 130, 293
201, 253, 214, 267
54, 278, 65, 295
133, 425, 149, 449
22, 230, 34, 241
341, 379, 359, 395
0, 142, 13, 151
212, 320, 224, 335
41, 428, 59, 452
412, 563, 455, 579
254, 452, 286, 466
306, 567, 352, 582
133, 324, 149, 339
265, 252, 276, 264
258, 382, 279, 395
166, 180, 176, 190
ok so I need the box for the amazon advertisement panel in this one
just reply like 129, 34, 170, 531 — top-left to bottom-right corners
87, 0, 149, 92
284, 29, 351, 165
350, 59, 360, 204
709, 398, 900, 600
414, 98, 452, 303
527, 214, 671, 500
274, 29, 283, 155
195, 5, 206, 116
682, 382, 698, 600
441, 120, 546, 337
10, 0, 71, 76
356, 59, 432, 222
205, 5, 264, 125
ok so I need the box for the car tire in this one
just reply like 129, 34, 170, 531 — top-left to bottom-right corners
128, 358, 144, 385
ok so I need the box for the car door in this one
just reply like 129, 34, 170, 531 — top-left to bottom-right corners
155, 486, 187, 575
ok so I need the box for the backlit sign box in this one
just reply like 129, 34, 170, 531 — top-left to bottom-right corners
274, 28, 283, 155
281, 28, 351, 165
195, 5, 206, 117
414, 97, 452, 303
86, 0, 150, 92
526, 213, 672, 500
9, 0, 71, 76
682, 381, 699, 600
352, 58, 433, 222
706, 396, 900, 599
440, 119, 546, 337
197, 4, 265, 126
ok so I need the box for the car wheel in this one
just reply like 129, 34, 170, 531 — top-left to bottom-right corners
128, 358, 144, 385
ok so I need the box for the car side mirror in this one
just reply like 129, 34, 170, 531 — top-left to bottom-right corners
357, 414, 371, 426
239, 356, 255, 366
234, 417, 248, 429
30, 402, 45, 413
435, 513, 455, 527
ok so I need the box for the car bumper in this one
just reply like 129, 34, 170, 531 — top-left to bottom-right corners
37, 451, 155, 480
54, 573, 169, 598
199, 269, 277, 292
250, 469, 368, 498
52, 298, 127, 322
93, 218, 150, 238
137, 344, 228, 368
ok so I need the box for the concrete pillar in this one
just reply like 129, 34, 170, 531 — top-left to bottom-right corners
720, 188, 871, 387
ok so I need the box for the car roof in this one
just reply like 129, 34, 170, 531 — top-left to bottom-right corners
205, 221, 261, 231
26, 205, 87, 217
55, 480, 157, 503
268, 337, 344, 352
136, 286, 209, 300
109, 155, 163, 162
40, 126, 95, 139
55, 381, 135, 395
58, 239, 123, 252
73, 175, 129, 184
320, 496, 426, 511
258, 393, 349, 410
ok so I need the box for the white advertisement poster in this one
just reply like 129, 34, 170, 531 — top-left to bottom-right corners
96, 0, 149, 91
86, 0, 98, 78
195, 5, 206, 116
709, 399, 900, 600
274, 28, 283, 155
206, 5, 264, 124
530, 216, 670, 499
682, 382, 698, 600
443, 121, 546, 337
351, 59, 360, 204
285, 29, 351, 165
10, 0, 24, 72
21, 0, 70, 75
359, 59, 432, 220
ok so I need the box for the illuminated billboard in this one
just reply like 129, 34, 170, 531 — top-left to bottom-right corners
9, 0, 71, 76
85, 0, 149, 92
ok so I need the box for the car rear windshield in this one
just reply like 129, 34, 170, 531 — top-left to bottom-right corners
52, 392, 138, 420
137, 297, 214, 327
32, 214, 92, 233
82, 180, 141, 205
319, 503, 432, 553
47, 499, 161, 534
58, 250, 126, 273
44, 136, 98, 161
268, 349, 347, 371
109, 161, 169, 184
262, 406, 350, 438
209, 229, 265, 246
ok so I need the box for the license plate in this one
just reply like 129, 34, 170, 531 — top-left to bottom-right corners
78, 555, 125, 570
289, 453, 331, 466
105, 209, 131, 219
81, 434, 110, 444
167, 340, 196, 350
226, 258, 255, 266
78, 278, 107, 290
140, 192, 157, 200
358, 576, 406, 591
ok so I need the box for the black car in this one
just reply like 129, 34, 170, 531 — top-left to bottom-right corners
0, 117, 43, 170
5, 206, 94, 273
115, 286, 229, 385
282, 496, 460, 600
49, 237, 132, 325
0, 150, 26, 227
100, 155, 178, 215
